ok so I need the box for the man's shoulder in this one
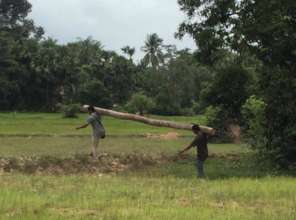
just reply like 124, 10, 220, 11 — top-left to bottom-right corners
86, 115, 95, 123
195, 132, 207, 142
191, 136, 199, 146
198, 131, 207, 137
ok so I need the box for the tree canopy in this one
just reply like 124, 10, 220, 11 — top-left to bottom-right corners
0, 0, 295, 167
177, 0, 296, 167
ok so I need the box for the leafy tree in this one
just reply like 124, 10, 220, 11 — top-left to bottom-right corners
60, 103, 81, 118
242, 95, 266, 150
79, 80, 112, 108
201, 64, 250, 121
0, 0, 44, 110
0, 0, 43, 39
0, 0, 32, 25
141, 33, 164, 69
0, 31, 19, 110
60, 38, 105, 105
177, 0, 296, 167
102, 54, 137, 105
29, 38, 64, 110
204, 105, 227, 138
141, 50, 206, 115
125, 93, 155, 115
121, 46, 135, 61
163, 44, 177, 64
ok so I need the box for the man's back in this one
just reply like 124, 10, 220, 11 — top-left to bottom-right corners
193, 132, 208, 161
87, 112, 105, 138
179, 124, 209, 178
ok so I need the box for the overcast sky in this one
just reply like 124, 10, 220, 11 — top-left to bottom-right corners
28, 0, 196, 61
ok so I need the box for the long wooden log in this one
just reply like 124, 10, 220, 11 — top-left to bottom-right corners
82, 105, 215, 135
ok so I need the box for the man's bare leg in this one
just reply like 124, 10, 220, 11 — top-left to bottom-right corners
91, 137, 99, 159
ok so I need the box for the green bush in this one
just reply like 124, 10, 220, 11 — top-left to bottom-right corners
60, 103, 81, 118
152, 89, 182, 115
78, 80, 112, 108
180, 107, 195, 116
201, 64, 250, 121
125, 93, 155, 115
241, 95, 267, 151
192, 102, 206, 114
204, 105, 228, 138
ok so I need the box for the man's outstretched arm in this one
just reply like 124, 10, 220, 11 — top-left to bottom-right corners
179, 145, 193, 155
179, 138, 197, 155
76, 123, 89, 130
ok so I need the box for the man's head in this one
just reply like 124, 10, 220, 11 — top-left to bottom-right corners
192, 124, 201, 135
87, 105, 96, 114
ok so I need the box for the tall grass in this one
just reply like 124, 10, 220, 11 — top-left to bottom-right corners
0, 173, 295, 220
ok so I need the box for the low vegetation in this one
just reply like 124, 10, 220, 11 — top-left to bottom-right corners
0, 113, 295, 219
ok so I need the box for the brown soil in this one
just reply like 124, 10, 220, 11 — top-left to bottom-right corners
146, 132, 179, 140
227, 124, 241, 143
0, 153, 242, 175
0, 153, 171, 175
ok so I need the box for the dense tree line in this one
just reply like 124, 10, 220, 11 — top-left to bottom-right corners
177, 0, 296, 167
0, 0, 220, 115
0, 0, 295, 166
0, 1, 136, 111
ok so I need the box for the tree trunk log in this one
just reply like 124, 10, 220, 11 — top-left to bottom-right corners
82, 105, 215, 135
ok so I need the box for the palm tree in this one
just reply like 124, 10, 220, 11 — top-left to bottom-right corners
121, 46, 135, 61
141, 33, 164, 69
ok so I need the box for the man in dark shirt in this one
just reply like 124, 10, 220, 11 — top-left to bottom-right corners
179, 124, 208, 178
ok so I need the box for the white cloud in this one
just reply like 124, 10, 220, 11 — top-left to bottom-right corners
28, 0, 196, 60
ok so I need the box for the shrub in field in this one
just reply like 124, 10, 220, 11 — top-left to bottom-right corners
125, 93, 155, 115
152, 89, 182, 115
60, 103, 81, 118
261, 68, 296, 168
204, 105, 228, 138
242, 96, 270, 160
192, 102, 206, 114
242, 96, 266, 146
179, 107, 195, 116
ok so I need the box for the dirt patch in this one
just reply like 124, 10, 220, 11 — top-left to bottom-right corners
146, 132, 179, 140
0, 153, 171, 175
49, 208, 98, 217
227, 124, 241, 143
178, 197, 191, 207
0, 152, 244, 175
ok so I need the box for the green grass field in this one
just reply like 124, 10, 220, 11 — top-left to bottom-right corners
0, 112, 206, 136
0, 113, 295, 219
